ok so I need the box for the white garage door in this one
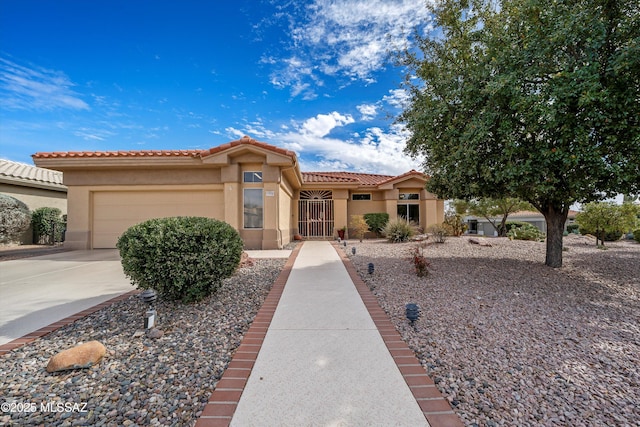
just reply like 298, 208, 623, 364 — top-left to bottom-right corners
92, 190, 223, 248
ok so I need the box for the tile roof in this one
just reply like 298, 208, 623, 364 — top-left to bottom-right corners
200, 136, 297, 160
32, 150, 201, 159
0, 159, 65, 188
303, 171, 393, 186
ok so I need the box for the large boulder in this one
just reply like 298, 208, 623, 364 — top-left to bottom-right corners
46, 341, 106, 373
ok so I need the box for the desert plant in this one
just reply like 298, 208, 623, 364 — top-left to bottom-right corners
443, 211, 467, 236
411, 244, 431, 277
426, 224, 448, 243
0, 194, 31, 244
117, 216, 244, 303
363, 213, 389, 237
382, 217, 416, 243
350, 214, 370, 242
32, 207, 65, 244
506, 223, 545, 241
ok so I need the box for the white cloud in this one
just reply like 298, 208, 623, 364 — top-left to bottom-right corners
301, 112, 354, 137
357, 104, 377, 121
268, 0, 433, 97
0, 56, 90, 111
383, 88, 410, 110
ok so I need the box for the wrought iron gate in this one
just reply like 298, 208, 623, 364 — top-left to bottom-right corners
298, 190, 334, 238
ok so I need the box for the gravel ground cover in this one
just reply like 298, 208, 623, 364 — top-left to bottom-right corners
347, 235, 639, 427
0, 257, 285, 427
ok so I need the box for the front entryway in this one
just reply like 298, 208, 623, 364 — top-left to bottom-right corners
298, 190, 334, 238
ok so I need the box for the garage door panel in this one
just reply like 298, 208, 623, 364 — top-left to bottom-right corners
92, 190, 223, 248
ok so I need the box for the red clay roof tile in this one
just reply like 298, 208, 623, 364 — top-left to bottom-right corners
303, 171, 393, 185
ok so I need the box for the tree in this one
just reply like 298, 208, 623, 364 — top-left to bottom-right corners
468, 198, 534, 237
0, 194, 31, 244
400, 0, 640, 267
575, 202, 636, 246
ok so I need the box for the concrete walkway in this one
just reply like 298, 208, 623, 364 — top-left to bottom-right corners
196, 240, 468, 427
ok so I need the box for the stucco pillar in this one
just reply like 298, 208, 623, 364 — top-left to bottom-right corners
384, 189, 399, 222
64, 187, 91, 249
262, 182, 281, 249
332, 189, 348, 238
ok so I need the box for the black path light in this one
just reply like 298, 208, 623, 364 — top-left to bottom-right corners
405, 303, 420, 324
351, 246, 356, 255
140, 289, 158, 329
343, 240, 347, 247
368, 262, 374, 274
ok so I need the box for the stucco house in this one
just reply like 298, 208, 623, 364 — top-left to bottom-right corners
465, 210, 578, 236
32, 136, 445, 250
0, 159, 67, 244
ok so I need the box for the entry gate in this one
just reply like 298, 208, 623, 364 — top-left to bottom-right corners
298, 190, 334, 238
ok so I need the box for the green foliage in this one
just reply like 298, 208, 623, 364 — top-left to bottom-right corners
427, 223, 448, 243
400, 0, 640, 267
576, 202, 636, 246
363, 213, 389, 237
350, 214, 370, 242
566, 224, 580, 234
411, 244, 431, 277
634, 230, 640, 244
507, 223, 545, 242
468, 198, 534, 237
32, 207, 65, 244
0, 194, 31, 244
382, 217, 416, 243
505, 221, 531, 233
117, 216, 244, 303
443, 211, 467, 236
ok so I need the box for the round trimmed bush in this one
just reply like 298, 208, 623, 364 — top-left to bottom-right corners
0, 194, 31, 244
117, 216, 244, 303
506, 222, 545, 241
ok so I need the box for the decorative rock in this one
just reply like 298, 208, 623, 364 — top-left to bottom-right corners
240, 252, 255, 268
46, 341, 106, 373
468, 238, 492, 247
147, 328, 164, 339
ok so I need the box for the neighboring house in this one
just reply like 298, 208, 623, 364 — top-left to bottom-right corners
0, 159, 67, 244
33, 136, 445, 250
465, 210, 578, 236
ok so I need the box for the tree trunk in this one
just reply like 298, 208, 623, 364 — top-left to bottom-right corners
542, 204, 569, 268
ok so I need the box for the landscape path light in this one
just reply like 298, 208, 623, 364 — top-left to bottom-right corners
405, 303, 420, 325
140, 289, 158, 329
368, 262, 374, 274
351, 246, 356, 255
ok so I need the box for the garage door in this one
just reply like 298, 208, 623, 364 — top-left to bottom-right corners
92, 190, 224, 248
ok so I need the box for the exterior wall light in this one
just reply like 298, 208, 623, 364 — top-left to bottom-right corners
140, 289, 157, 329
405, 303, 420, 324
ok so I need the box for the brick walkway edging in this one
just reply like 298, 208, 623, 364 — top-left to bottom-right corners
195, 243, 302, 427
0, 291, 139, 356
334, 242, 464, 427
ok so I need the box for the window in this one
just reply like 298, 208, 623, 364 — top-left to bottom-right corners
399, 193, 419, 200
398, 204, 419, 224
351, 193, 371, 201
244, 189, 263, 228
243, 171, 263, 183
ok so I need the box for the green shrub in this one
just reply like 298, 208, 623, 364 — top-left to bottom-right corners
634, 229, 640, 244
382, 217, 416, 243
603, 230, 623, 241
32, 207, 65, 244
505, 221, 531, 233
117, 216, 244, 303
427, 223, 448, 243
566, 224, 580, 234
507, 222, 545, 241
363, 213, 389, 237
0, 194, 31, 244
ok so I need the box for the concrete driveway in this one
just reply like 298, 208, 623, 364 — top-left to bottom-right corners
0, 250, 134, 345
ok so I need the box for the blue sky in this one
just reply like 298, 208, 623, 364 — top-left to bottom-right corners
0, 0, 434, 175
